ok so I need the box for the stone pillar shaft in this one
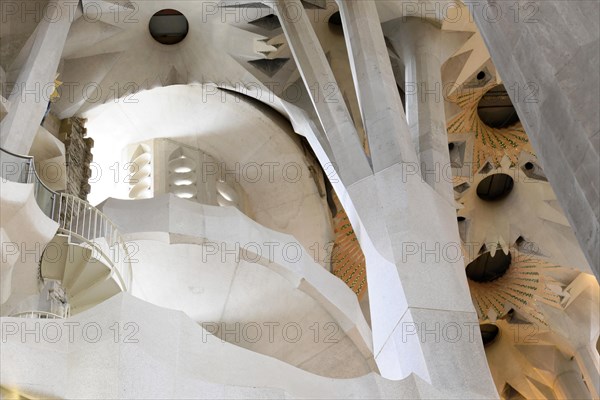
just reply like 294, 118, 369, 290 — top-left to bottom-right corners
336, 0, 418, 171
270, 0, 371, 188
389, 18, 455, 205
575, 345, 600, 399
275, 1, 497, 397
0, 0, 73, 155
553, 369, 593, 400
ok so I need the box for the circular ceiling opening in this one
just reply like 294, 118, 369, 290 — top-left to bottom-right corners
477, 84, 520, 128
476, 173, 514, 201
524, 162, 534, 170
480, 324, 499, 346
477, 71, 486, 81
329, 11, 342, 27
466, 251, 511, 283
149, 9, 189, 45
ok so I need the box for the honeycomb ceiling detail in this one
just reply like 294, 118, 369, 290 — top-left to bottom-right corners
455, 157, 587, 270
331, 194, 367, 300
468, 249, 566, 325
447, 83, 534, 174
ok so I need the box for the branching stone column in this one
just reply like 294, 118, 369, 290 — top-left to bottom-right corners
266, 3, 371, 188
274, 1, 497, 397
335, 1, 417, 172
0, 0, 75, 155
386, 18, 465, 205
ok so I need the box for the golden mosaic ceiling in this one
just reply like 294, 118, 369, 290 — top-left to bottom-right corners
468, 249, 565, 326
447, 82, 534, 173
330, 194, 367, 300
329, 81, 577, 317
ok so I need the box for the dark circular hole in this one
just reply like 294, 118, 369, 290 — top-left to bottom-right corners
477, 71, 486, 81
476, 173, 514, 201
149, 9, 189, 45
466, 251, 511, 283
524, 162, 534, 170
448, 142, 455, 151
329, 11, 342, 27
480, 324, 499, 346
457, 216, 466, 222
477, 84, 520, 128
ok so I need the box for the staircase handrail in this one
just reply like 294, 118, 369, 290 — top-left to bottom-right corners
0, 147, 132, 292
8, 310, 67, 319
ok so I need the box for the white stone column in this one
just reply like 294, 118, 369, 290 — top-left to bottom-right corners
0, 0, 74, 155
335, 0, 418, 172
541, 273, 600, 399
268, 1, 371, 188
273, 1, 497, 397
553, 367, 593, 399
575, 344, 600, 398
387, 18, 455, 205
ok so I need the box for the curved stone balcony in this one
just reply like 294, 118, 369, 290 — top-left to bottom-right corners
0, 294, 440, 400
98, 194, 375, 378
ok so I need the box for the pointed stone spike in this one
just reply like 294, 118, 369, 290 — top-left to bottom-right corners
62, 20, 123, 59
489, 242, 498, 257
441, 31, 474, 62
164, 66, 186, 86
53, 52, 122, 119
81, 0, 135, 26
448, 33, 491, 97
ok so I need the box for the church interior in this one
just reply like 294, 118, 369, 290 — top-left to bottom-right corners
0, 1, 598, 399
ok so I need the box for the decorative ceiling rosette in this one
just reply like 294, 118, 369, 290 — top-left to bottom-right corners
455, 155, 590, 326
467, 248, 567, 325
455, 156, 588, 270
446, 82, 534, 173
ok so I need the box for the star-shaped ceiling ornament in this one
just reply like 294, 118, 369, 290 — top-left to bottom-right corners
447, 82, 534, 174
456, 156, 588, 269
467, 248, 570, 326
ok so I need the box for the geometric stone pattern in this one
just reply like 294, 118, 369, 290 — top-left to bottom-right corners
447, 83, 533, 174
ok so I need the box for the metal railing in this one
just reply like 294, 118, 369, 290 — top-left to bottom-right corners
8, 310, 68, 319
0, 147, 132, 292
54, 193, 132, 290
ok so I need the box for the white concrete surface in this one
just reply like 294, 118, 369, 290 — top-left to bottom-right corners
98, 194, 374, 377
0, 180, 58, 310
1, 293, 486, 399
84, 84, 334, 270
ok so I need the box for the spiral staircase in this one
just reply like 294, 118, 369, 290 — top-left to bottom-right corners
0, 147, 132, 317
40, 235, 124, 314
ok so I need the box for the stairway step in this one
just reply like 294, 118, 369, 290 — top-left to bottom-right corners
62, 244, 93, 287
40, 234, 69, 280
70, 278, 121, 314
67, 257, 110, 297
